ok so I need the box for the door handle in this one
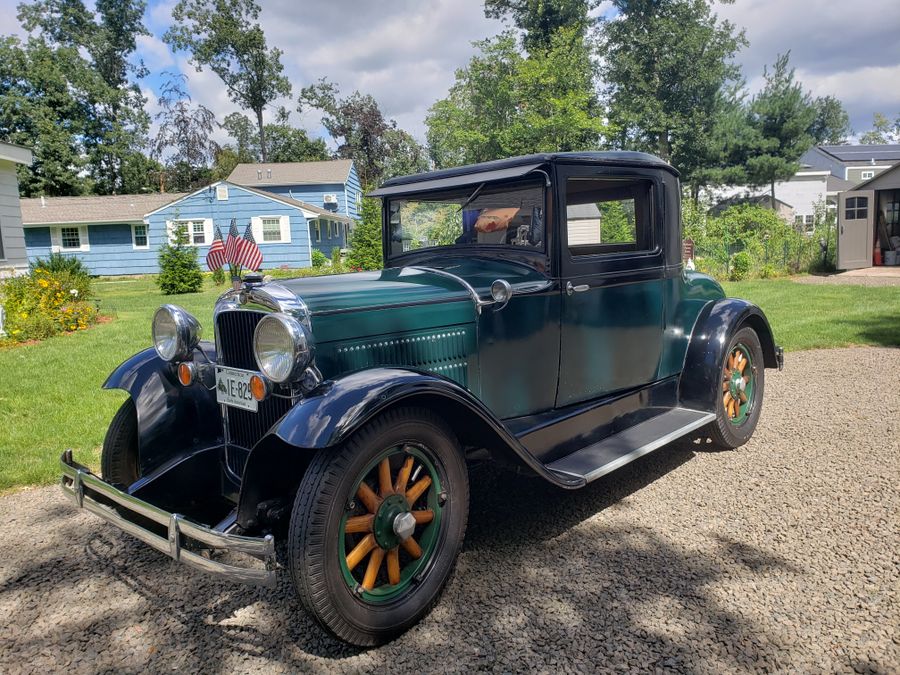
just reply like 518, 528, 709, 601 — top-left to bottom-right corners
566, 281, 590, 296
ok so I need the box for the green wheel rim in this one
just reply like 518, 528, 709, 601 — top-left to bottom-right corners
338, 444, 443, 604
723, 343, 754, 425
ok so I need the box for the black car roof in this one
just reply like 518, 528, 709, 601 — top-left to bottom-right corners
377, 151, 678, 191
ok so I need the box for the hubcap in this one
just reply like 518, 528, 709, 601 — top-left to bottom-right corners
339, 444, 443, 603
722, 344, 754, 425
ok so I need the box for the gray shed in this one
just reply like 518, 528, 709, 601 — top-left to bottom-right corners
0, 141, 34, 277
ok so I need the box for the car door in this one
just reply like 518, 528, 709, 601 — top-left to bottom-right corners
555, 165, 666, 408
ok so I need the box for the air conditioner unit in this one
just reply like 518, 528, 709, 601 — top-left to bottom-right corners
323, 194, 338, 204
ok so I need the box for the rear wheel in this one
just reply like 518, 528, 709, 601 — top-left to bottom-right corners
288, 408, 468, 646
100, 398, 139, 488
703, 326, 765, 449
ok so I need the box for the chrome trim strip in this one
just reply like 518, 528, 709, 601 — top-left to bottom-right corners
60, 451, 276, 587
411, 266, 488, 313
551, 411, 716, 483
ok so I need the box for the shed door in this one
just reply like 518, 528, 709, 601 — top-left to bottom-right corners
838, 190, 874, 270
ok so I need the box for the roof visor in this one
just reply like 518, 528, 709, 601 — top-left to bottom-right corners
368, 163, 547, 198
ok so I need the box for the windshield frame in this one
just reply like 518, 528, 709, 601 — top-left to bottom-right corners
382, 177, 549, 269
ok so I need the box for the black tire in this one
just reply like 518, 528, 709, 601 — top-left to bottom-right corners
288, 407, 468, 646
703, 326, 765, 449
101, 398, 139, 488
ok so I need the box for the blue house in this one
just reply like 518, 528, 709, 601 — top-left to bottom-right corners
20, 160, 359, 275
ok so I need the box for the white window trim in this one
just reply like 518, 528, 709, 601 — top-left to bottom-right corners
250, 215, 291, 244
860, 170, 875, 180
166, 219, 213, 247
51, 225, 90, 253
216, 184, 229, 201
314, 220, 321, 242
132, 223, 149, 250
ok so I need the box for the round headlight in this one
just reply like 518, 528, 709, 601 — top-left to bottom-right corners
253, 313, 313, 383
152, 304, 201, 362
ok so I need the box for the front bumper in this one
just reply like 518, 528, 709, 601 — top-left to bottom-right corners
60, 450, 276, 587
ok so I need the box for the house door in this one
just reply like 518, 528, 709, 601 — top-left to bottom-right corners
838, 190, 875, 269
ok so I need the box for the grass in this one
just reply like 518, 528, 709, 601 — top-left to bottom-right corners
1, 275, 898, 492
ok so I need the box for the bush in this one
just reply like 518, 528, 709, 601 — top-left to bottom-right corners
157, 224, 203, 294
345, 196, 383, 271
330, 246, 343, 271
1, 267, 97, 343
311, 249, 328, 268
29, 252, 91, 281
211, 266, 226, 285
729, 251, 752, 281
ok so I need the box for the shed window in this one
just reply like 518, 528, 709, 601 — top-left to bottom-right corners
61, 227, 82, 250
262, 217, 282, 242
565, 178, 652, 256
845, 196, 868, 221
132, 224, 148, 248
861, 170, 875, 180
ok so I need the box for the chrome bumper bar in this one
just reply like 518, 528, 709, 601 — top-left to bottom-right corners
60, 450, 276, 587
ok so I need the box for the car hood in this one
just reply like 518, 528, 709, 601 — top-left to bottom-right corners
275, 257, 550, 316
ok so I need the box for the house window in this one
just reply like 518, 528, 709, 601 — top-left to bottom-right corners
261, 217, 282, 242
61, 227, 82, 250
861, 170, 875, 180
314, 221, 321, 242
171, 220, 208, 245
216, 184, 229, 200
845, 196, 868, 221
565, 177, 652, 255
132, 224, 149, 249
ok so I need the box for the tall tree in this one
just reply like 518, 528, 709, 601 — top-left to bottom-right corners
0, 36, 91, 196
737, 54, 817, 207
484, 0, 596, 52
16, 0, 151, 194
808, 95, 851, 145
151, 75, 219, 192
426, 27, 607, 169
600, 0, 746, 194
300, 80, 427, 186
220, 108, 329, 164
859, 112, 900, 145
164, 0, 291, 162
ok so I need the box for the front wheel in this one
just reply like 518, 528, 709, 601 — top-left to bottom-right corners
288, 408, 468, 646
702, 326, 766, 449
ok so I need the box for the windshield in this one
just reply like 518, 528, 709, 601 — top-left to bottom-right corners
387, 179, 545, 257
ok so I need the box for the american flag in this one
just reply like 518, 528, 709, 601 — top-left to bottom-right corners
224, 218, 241, 265
205, 225, 227, 271
235, 223, 263, 271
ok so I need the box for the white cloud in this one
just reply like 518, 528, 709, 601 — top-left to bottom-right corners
136, 34, 174, 70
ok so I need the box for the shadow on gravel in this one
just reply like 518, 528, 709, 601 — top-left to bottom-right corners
1, 444, 798, 672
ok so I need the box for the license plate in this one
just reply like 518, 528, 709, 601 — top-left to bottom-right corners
215, 366, 258, 412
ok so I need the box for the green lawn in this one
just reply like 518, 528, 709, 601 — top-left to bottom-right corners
1, 276, 898, 492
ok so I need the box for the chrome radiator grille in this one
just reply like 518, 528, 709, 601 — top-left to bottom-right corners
216, 310, 293, 467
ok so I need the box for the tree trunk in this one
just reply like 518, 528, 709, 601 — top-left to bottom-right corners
770, 180, 776, 210
256, 108, 268, 162
657, 132, 671, 162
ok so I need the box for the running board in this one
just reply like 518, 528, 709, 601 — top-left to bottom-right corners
546, 408, 715, 483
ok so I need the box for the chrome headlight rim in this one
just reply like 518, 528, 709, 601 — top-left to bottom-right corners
252, 312, 313, 384
152, 304, 201, 362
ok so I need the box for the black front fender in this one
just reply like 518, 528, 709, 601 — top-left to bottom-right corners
679, 298, 781, 412
103, 342, 222, 475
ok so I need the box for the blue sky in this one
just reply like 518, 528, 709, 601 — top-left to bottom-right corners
3, 0, 899, 145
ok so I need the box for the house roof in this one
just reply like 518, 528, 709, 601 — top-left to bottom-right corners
142, 181, 352, 223
0, 141, 33, 165
818, 144, 900, 164
227, 159, 354, 186
21, 192, 185, 226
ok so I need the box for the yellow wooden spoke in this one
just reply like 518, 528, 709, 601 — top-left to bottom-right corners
386, 547, 401, 585
412, 509, 434, 525
405, 475, 432, 505
346, 534, 377, 571
357, 481, 381, 514
378, 457, 393, 497
362, 547, 385, 590
394, 456, 414, 494
401, 536, 422, 560
344, 514, 374, 534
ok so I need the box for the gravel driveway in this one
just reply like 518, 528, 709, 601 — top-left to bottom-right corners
1, 347, 897, 674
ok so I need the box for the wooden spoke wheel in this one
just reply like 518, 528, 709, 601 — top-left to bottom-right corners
702, 326, 766, 450
339, 444, 443, 601
288, 408, 468, 646
722, 343, 755, 425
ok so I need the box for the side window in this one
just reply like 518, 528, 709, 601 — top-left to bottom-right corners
845, 196, 868, 220
565, 178, 652, 256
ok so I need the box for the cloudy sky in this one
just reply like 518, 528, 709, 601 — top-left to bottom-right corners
3, 0, 899, 144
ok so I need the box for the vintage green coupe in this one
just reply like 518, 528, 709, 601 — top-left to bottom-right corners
61, 152, 782, 646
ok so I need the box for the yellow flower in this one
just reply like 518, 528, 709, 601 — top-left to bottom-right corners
38, 279, 49, 288
69, 324, 76, 330
20, 312, 28, 319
